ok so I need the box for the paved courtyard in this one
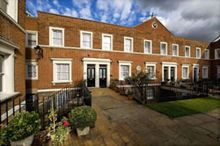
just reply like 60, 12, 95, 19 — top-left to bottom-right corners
62, 88, 220, 146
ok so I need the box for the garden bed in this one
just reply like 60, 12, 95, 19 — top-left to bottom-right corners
146, 97, 220, 118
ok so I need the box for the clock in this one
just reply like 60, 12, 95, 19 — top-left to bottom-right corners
152, 21, 158, 29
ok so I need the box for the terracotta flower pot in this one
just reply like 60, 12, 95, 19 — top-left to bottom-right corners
10, 134, 34, 146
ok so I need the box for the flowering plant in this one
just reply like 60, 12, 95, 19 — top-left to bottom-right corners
47, 109, 70, 145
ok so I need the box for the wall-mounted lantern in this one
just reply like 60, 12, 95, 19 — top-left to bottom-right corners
34, 45, 43, 60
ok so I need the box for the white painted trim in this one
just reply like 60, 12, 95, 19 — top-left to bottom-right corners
102, 33, 113, 51
215, 48, 220, 59
26, 61, 38, 80
26, 30, 38, 48
52, 59, 72, 84
182, 65, 190, 79
192, 64, 200, 81
184, 46, 191, 57
145, 62, 157, 79
172, 44, 179, 56
202, 66, 208, 79
162, 62, 178, 82
160, 42, 168, 55
144, 39, 152, 54
196, 47, 201, 59
80, 30, 93, 49
51, 58, 73, 61
204, 49, 209, 60
49, 27, 65, 47
119, 62, 132, 80
39, 45, 210, 60
124, 37, 133, 53
82, 58, 111, 87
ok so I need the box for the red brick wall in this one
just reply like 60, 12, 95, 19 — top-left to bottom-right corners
25, 12, 211, 90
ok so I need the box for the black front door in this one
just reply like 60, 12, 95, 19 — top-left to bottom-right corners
164, 67, 169, 81
170, 67, 175, 82
87, 64, 95, 87
194, 67, 198, 82
99, 65, 107, 88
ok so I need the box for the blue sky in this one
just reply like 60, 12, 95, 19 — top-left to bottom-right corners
26, 0, 220, 41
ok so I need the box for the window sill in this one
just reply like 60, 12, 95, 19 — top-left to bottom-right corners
52, 80, 72, 84
0, 92, 20, 102
149, 78, 157, 80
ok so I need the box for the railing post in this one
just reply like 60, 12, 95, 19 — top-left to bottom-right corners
6, 101, 8, 125
0, 100, 1, 125
13, 97, 15, 115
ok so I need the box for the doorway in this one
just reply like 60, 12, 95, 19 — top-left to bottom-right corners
87, 64, 95, 87
99, 65, 107, 88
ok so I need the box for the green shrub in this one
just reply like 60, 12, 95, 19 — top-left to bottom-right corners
68, 106, 97, 129
5, 111, 41, 142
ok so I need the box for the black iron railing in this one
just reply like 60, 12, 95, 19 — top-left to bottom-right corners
0, 82, 92, 129
0, 94, 24, 127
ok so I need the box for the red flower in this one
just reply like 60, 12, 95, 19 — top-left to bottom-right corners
63, 120, 70, 127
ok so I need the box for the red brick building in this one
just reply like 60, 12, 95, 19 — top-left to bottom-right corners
24, 11, 217, 94
0, 0, 26, 102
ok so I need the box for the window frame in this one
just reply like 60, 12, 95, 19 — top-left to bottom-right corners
144, 39, 152, 54
52, 58, 72, 84
124, 37, 133, 53
184, 46, 191, 57
160, 42, 168, 55
215, 48, 220, 59
182, 65, 189, 80
102, 33, 113, 51
196, 47, 201, 59
80, 30, 93, 49
145, 62, 157, 79
119, 61, 132, 80
49, 27, 65, 47
202, 66, 208, 79
172, 44, 179, 56
26, 30, 38, 48
26, 61, 38, 80
204, 49, 209, 59
0, 55, 4, 92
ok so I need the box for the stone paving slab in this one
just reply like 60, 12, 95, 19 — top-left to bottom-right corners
42, 88, 220, 146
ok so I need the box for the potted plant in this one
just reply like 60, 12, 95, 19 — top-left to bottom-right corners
68, 106, 97, 136
5, 111, 40, 146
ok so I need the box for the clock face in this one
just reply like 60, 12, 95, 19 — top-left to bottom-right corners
152, 21, 158, 29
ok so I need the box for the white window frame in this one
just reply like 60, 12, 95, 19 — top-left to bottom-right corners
49, 27, 65, 47
144, 39, 152, 54
160, 42, 168, 55
182, 65, 189, 80
196, 47, 201, 59
26, 30, 38, 48
80, 30, 93, 49
202, 66, 208, 79
119, 61, 132, 80
52, 58, 72, 84
184, 46, 191, 57
162, 62, 177, 82
204, 49, 209, 59
172, 44, 179, 56
145, 62, 157, 79
124, 37, 133, 53
215, 48, 220, 59
26, 61, 38, 80
102, 33, 113, 51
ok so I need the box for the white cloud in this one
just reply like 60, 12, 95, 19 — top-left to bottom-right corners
62, 8, 79, 17
79, 6, 93, 19
49, 8, 59, 14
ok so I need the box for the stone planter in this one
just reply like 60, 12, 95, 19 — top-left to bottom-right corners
76, 127, 90, 136
10, 134, 34, 146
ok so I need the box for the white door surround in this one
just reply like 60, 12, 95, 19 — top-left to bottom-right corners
82, 58, 111, 87
162, 62, 178, 82
193, 64, 199, 82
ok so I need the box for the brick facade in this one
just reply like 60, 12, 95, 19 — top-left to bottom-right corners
25, 12, 214, 91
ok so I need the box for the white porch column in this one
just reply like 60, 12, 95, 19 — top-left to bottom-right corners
107, 63, 110, 87
95, 64, 99, 87
4, 53, 14, 93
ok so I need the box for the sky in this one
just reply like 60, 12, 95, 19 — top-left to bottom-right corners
26, 0, 220, 41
